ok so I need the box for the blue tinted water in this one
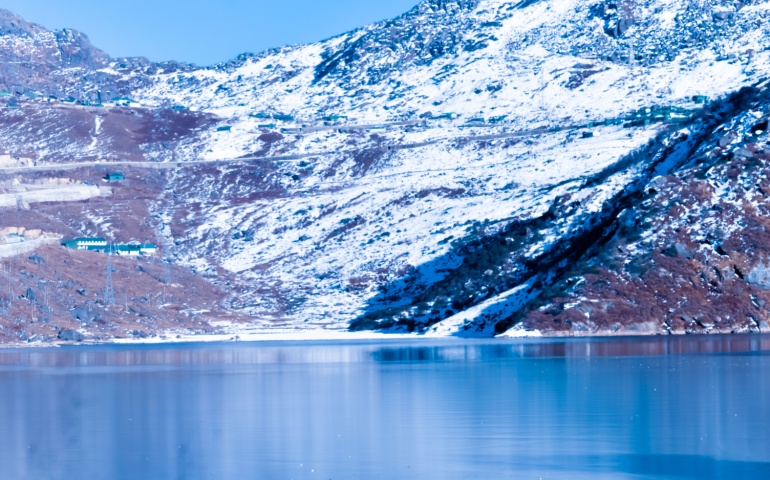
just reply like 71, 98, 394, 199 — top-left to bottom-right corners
0, 336, 769, 479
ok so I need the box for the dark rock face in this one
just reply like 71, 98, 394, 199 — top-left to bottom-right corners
353, 86, 770, 337
589, 1, 635, 38
57, 329, 84, 342
314, 0, 483, 85
54, 29, 110, 68
511, 88, 770, 335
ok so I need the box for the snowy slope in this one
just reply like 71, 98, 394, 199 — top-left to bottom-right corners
2, 0, 770, 341
131, 0, 770, 334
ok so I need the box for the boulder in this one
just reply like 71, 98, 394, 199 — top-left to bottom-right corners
719, 132, 738, 148
72, 305, 96, 324
620, 321, 660, 334
734, 148, 754, 158
57, 330, 84, 342
746, 262, 770, 290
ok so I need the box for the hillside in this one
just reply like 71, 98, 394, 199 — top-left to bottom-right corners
1, 0, 769, 343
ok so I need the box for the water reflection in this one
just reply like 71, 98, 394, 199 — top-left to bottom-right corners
0, 336, 768, 479
373, 335, 770, 363
1, 335, 769, 369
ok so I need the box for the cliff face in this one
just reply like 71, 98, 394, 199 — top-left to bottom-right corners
0, 9, 189, 99
0, 9, 108, 93
1, 1, 770, 343
512, 86, 770, 336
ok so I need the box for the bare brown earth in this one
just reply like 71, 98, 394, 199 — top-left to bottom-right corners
0, 103, 215, 163
0, 168, 166, 242
0, 244, 243, 344
0, 165, 250, 345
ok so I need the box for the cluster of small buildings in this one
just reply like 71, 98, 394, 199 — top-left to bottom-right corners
585, 102, 704, 132
219, 112, 305, 133
248, 112, 296, 122
0, 90, 144, 109
61, 238, 157, 257
465, 115, 507, 125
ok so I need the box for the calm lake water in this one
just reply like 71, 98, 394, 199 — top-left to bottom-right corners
1, 336, 770, 480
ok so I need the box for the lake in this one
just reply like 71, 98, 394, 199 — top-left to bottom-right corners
1, 336, 769, 479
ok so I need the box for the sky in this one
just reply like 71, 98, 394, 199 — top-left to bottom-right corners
1, 0, 419, 66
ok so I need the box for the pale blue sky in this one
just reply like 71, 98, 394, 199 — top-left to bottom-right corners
2, 0, 419, 66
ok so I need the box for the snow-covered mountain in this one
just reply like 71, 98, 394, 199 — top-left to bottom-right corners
0, 9, 188, 101
1, 0, 770, 343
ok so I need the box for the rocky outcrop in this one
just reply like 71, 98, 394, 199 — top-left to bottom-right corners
0, 9, 108, 92
509, 86, 770, 335
57, 329, 84, 342
314, 0, 484, 85
0, 9, 190, 101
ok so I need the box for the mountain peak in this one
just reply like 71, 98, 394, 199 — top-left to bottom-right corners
0, 9, 113, 93
54, 27, 110, 67
0, 8, 41, 38
416, 0, 480, 13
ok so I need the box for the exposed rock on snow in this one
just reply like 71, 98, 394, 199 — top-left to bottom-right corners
2, 0, 770, 342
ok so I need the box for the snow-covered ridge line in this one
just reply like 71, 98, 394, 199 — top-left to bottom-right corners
2, 0, 770, 343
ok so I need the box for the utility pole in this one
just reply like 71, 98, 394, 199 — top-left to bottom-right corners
104, 245, 115, 306
163, 256, 172, 286
5, 260, 12, 308
0, 262, 8, 313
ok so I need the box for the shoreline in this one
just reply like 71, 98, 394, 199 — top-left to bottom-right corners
2, 325, 769, 349
0, 329, 423, 349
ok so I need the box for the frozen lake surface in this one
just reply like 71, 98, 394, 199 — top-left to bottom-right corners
1, 336, 770, 479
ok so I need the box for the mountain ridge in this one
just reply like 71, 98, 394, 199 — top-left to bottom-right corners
1, 0, 770, 344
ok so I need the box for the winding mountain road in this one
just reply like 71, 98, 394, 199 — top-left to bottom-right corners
0, 123, 582, 174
